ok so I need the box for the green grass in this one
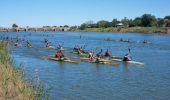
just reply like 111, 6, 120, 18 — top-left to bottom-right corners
0, 38, 50, 100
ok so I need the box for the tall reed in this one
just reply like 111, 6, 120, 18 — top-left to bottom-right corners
0, 38, 50, 100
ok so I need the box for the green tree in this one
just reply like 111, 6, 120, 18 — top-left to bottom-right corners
86, 20, 94, 28
164, 15, 170, 20
97, 20, 109, 28
64, 25, 69, 27
166, 20, 170, 27
141, 14, 156, 27
12, 23, 18, 27
121, 17, 130, 27
157, 18, 165, 27
134, 17, 142, 26
111, 19, 118, 27
80, 23, 86, 30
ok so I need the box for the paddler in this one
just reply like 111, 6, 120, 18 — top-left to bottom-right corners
123, 54, 131, 61
78, 48, 82, 54
59, 54, 66, 61
15, 41, 19, 46
55, 50, 61, 57
27, 41, 31, 47
74, 45, 79, 51
46, 43, 50, 47
57, 45, 62, 49
143, 39, 147, 43
105, 49, 111, 57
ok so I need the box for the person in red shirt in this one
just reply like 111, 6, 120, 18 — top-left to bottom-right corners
55, 50, 61, 57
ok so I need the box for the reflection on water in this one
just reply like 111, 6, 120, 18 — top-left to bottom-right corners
1, 32, 170, 100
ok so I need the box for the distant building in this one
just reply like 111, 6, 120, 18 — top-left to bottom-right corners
116, 23, 124, 27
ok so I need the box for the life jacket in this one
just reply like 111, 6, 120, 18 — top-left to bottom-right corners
55, 52, 60, 57
15, 43, 18, 46
105, 51, 109, 56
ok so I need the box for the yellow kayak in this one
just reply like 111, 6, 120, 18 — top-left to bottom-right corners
49, 57, 78, 64
81, 59, 119, 66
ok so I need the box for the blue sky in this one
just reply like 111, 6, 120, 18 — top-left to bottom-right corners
0, 0, 170, 27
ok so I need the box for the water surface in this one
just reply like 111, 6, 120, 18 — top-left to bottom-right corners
1, 31, 170, 100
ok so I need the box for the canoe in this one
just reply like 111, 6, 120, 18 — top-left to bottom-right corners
111, 58, 145, 65
81, 59, 119, 66
49, 57, 78, 64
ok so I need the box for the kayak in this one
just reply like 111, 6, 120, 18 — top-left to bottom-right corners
111, 58, 145, 65
106, 55, 122, 59
71, 51, 88, 56
81, 59, 119, 66
49, 57, 78, 64
41, 46, 56, 49
80, 57, 112, 62
104, 39, 135, 43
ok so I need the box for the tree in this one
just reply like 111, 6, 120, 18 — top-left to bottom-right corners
80, 23, 86, 30
164, 15, 170, 20
157, 18, 165, 27
121, 17, 130, 27
97, 20, 109, 28
141, 14, 156, 27
134, 17, 142, 26
86, 20, 94, 28
166, 20, 170, 27
64, 25, 69, 27
110, 19, 118, 27
12, 23, 18, 27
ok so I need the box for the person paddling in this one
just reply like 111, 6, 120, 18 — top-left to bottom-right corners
143, 39, 147, 43
27, 42, 31, 47
15, 41, 19, 46
105, 49, 111, 57
46, 43, 50, 47
55, 50, 61, 57
123, 54, 132, 61
59, 53, 66, 61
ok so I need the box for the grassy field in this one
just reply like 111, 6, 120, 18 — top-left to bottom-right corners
0, 39, 49, 100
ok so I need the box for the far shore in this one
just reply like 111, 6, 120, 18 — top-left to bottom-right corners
0, 27, 170, 34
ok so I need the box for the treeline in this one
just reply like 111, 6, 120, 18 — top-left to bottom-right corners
78, 14, 170, 30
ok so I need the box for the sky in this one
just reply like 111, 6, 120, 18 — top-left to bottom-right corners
0, 0, 170, 27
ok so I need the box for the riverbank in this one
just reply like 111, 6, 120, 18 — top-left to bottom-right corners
0, 40, 47, 99
70, 27, 170, 34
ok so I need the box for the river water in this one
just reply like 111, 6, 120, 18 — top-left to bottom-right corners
1, 31, 170, 100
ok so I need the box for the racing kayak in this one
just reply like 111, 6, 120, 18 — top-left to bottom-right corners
81, 59, 119, 66
71, 51, 88, 56
49, 57, 78, 64
107, 56, 122, 59
80, 57, 112, 62
111, 58, 145, 65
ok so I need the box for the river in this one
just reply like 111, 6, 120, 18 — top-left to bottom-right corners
1, 31, 170, 100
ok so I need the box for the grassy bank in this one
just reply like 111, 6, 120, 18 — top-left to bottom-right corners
70, 27, 170, 34
0, 39, 48, 99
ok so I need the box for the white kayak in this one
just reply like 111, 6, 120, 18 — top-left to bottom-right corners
111, 58, 145, 65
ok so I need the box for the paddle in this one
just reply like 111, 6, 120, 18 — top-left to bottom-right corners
128, 48, 131, 54
128, 48, 132, 60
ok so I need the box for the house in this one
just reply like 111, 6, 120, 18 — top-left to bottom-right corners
116, 23, 124, 27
